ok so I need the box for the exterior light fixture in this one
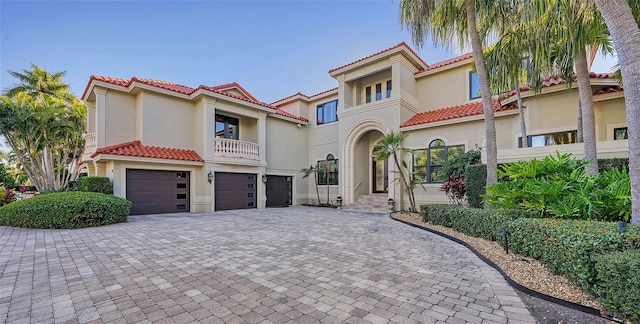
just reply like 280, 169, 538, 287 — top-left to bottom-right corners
336, 196, 343, 209
262, 175, 267, 183
207, 171, 213, 183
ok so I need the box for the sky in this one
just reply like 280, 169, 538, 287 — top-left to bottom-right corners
1, 0, 617, 104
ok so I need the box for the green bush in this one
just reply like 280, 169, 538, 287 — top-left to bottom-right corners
594, 250, 640, 321
598, 158, 629, 173
418, 204, 640, 319
465, 164, 486, 208
0, 192, 130, 229
484, 153, 630, 221
76, 176, 113, 194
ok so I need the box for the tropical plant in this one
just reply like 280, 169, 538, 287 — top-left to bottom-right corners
594, 0, 640, 226
400, 0, 499, 187
373, 131, 418, 212
439, 149, 481, 205
301, 165, 321, 205
4, 64, 73, 101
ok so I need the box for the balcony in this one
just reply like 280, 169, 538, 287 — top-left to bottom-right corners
82, 133, 97, 161
214, 138, 260, 160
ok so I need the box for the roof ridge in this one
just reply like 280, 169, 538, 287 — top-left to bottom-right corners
328, 42, 427, 74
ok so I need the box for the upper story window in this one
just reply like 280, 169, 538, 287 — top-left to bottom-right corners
518, 130, 577, 147
316, 100, 338, 125
413, 139, 464, 183
215, 114, 239, 140
364, 79, 392, 104
614, 127, 628, 140
469, 72, 481, 100
318, 154, 338, 185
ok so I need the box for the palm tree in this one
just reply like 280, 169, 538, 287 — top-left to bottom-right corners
4, 64, 72, 100
301, 165, 321, 205
373, 131, 417, 212
594, 0, 640, 225
400, 0, 499, 186
526, 0, 613, 175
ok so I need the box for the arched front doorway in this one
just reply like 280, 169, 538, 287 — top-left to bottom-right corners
341, 119, 392, 205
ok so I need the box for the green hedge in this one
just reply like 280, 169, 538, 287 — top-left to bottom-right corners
0, 192, 131, 229
76, 176, 113, 194
465, 164, 486, 208
598, 157, 629, 173
419, 204, 640, 320
594, 250, 640, 321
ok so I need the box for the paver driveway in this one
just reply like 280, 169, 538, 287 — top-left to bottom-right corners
0, 206, 535, 324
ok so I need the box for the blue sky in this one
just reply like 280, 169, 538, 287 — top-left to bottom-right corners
1, 1, 616, 104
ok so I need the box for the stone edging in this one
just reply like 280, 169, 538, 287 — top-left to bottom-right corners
388, 214, 624, 323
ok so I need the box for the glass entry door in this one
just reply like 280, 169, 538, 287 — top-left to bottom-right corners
372, 157, 388, 193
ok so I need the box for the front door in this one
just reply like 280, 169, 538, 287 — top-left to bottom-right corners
372, 157, 388, 193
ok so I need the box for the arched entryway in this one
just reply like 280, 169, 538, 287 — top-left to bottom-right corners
341, 119, 392, 205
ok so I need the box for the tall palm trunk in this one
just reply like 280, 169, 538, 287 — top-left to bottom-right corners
577, 100, 583, 143
514, 76, 528, 148
392, 151, 416, 212
575, 49, 599, 175
466, 0, 498, 186
595, 0, 640, 225
314, 172, 320, 205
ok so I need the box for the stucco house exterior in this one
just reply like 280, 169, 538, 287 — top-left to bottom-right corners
80, 42, 628, 214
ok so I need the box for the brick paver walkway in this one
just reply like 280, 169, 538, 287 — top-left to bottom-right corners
0, 206, 535, 323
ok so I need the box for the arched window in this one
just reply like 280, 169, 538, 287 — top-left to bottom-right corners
318, 154, 339, 185
413, 139, 464, 183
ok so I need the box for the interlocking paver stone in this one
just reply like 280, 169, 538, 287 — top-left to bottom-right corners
0, 206, 535, 323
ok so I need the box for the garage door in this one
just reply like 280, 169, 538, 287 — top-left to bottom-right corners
215, 172, 257, 211
126, 169, 190, 215
266, 175, 292, 207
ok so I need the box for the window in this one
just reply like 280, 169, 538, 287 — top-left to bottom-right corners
614, 127, 628, 140
215, 114, 239, 140
469, 72, 481, 99
375, 83, 382, 101
413, 139, 464, 183
318, 154, 338, 185
386, 80, 392, 98
518, 130, 577, 147
365, 86, 372, 103
316, 100, 338, 125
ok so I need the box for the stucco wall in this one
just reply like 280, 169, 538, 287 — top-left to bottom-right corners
141, 92, 196, 149
104, 91, 136, 146
595, 97, 626, 141
416, 64, 474, 111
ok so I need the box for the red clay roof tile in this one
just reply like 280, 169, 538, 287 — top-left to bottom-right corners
328, 42, 428, 74
91, 141, 203, 162
594, 85, 624, 95
415, 52, 474, 74
504, 73, 616, 98
273, 109, 309, 122
400, 100, 516, 128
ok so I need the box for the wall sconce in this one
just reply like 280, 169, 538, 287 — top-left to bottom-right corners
208, 171, 213, 183
262, 175, 267, 183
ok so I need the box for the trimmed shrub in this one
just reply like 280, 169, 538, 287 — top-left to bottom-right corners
465, 164, 486, 208
598, 158, 629, 173
0, 192, 131, 229
76, 176, 113, 194
594, 250, 640, 321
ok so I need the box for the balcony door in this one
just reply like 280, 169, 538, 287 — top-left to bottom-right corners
215, 114, 239, 140
372, 157, 388, 193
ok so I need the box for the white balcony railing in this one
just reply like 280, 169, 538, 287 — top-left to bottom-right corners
84, 133, 97, 155
214, 138, 260, 160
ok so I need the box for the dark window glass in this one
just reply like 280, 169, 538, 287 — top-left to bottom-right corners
413, 140, 464, 183
176, 183, 187, 189
247, 174, 255, 180
469, 72, 481, 99
614, 127, 628, 140
176, 194, 187, 200
215, 114, 239, 140
177, 172, 187, 178
176, 204, 187, 211
386, 80, 392, 98
247, 192, 254, 198
518, 130, 578, 147
317, 155, 339, 185
247, 183, 254, 189
365, 86, 372, 103
316, 100, 338, 125
247, 201, 254, 207
375, 83, 382, 101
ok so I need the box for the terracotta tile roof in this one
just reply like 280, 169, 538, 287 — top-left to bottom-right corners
206, 82, 259, 102
308, 87, 338, 98
504, 72, 616, 98
400, 100, 516, 128
273, 109, 309, 122
595, 85, 624, 95
271, 87, 338, 106
416, 52, 474, 74
328, 42, 428, 74
91, 141, 204, 162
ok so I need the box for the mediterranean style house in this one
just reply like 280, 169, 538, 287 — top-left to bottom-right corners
80, 42, 628, 215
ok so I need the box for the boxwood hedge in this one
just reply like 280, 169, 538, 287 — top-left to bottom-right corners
76, 176, 114, 194
0, 192, 131, 229
419, 204, 640, 320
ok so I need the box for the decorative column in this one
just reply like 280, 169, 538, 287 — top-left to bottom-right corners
93, 88, 108, 149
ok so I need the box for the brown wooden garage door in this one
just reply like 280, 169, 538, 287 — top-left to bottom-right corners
266, 175, 292, 207
214, 172, 257, 211
126, 169, 190, 215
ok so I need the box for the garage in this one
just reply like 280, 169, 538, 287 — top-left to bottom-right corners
214, 172, 257, 211
126, 169, 190, 215
266, 175, 292, 207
